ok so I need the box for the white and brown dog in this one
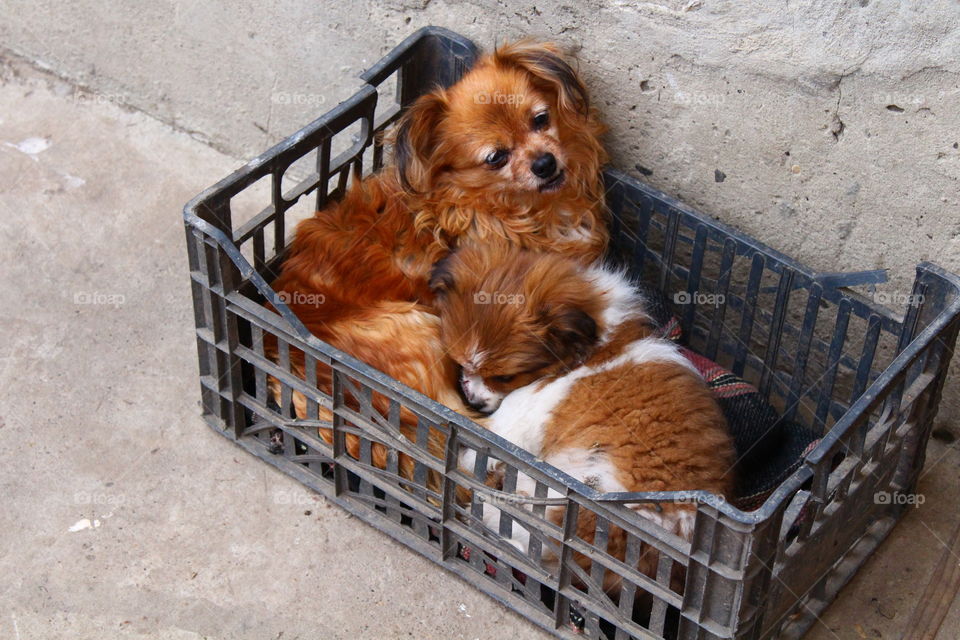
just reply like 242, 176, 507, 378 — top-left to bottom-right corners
431, 243, 735, 591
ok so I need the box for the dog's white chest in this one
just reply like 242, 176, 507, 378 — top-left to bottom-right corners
486, 373, 579, 456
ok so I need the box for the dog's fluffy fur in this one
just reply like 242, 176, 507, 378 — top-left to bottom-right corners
431, 244, 736, 591
266, 41, 608, 489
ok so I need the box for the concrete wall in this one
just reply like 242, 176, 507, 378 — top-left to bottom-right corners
2, 0, 958, 429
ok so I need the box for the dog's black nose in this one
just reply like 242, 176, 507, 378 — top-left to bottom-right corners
466, 398, 489, 413
531, 153, 557, 179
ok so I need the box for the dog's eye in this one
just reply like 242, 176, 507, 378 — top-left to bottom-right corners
532, 111, 549, 130
484, 149, 510, 168
491, 374, 515, 384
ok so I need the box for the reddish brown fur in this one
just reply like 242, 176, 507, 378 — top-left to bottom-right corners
433, 244, 735, 593
266, 180, 461, 492
265, 41, 608, 493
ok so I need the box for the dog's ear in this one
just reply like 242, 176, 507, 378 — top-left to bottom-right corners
539, 303, 598, 368
428, 254, 456, 299
494, 41, 589, 117
394, 90, 448, 193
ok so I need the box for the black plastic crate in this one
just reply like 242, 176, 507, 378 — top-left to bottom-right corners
183, 27, 960, 640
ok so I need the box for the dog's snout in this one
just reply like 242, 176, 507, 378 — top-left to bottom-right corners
531, 153, 557, 179
459, 372, 477, 399
460, 376, 484, 412
459, 370, 501, 414
466, 398, 489, 412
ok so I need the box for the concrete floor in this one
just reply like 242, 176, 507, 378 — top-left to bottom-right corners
1, 57, 958, 640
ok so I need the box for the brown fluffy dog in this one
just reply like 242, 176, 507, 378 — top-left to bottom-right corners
265, 41, 608, 493
430, 243, 735, 592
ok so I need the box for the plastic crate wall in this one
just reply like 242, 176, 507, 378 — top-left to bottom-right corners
183, 27, 960, 640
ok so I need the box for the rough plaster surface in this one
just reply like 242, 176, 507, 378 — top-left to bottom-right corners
1, 2, 960, 638
2, 0, 957, 430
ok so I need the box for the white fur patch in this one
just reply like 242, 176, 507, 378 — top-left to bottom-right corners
480, 470, 540, 553
459, 448, 478, 474
583, 266, 649, 343
480, 501, 531, 553
486, 375, 574, 459
618, 338, 699, 377
464, 347, 487, 371
676, 511, 696, 539
544, 448, 623, 494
